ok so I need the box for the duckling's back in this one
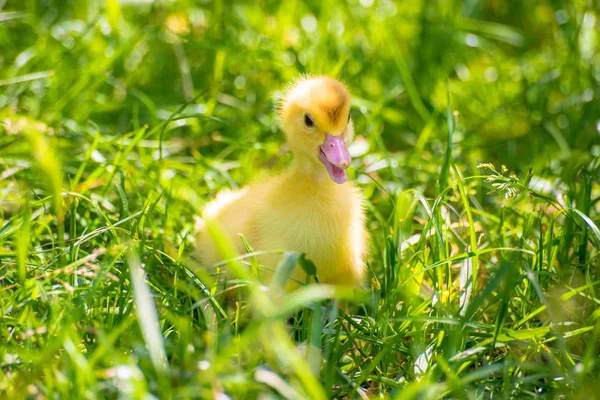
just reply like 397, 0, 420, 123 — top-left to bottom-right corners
195, 186, 261, 266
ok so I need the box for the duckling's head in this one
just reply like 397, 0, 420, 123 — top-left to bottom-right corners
279, 76, 354, 184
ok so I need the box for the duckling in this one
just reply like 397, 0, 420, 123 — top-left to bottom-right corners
196, 76, 367, 287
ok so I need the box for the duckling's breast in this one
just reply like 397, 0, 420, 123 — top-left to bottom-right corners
255, 174, 365, 285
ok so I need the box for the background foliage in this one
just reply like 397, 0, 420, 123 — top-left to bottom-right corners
1, 0, 599, 398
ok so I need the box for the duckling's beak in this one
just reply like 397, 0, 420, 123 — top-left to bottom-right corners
318, 133, 351, 184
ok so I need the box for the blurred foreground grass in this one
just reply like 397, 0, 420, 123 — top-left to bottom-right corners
1, 0, 599, 398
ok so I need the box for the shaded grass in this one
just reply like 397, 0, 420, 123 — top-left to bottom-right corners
1, 0, 600, 399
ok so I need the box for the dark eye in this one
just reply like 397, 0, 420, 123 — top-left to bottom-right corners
304, 114, 314, 127
347, 113, 351, 122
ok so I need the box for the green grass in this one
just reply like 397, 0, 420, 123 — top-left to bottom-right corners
1, 0, 600, 398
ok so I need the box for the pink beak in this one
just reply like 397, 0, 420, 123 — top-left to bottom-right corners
318, 134, 351, 184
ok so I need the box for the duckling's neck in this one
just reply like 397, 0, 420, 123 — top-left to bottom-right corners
290, 154, 337, 186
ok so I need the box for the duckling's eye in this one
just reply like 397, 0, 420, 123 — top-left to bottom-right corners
304, 114, 315, 128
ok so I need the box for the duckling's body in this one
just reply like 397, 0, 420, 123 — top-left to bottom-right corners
196, 76, 367, 286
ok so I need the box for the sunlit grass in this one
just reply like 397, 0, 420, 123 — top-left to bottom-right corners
1, 0, 599, 398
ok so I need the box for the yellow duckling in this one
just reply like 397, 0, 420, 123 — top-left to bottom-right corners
196, 76, 367, 286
